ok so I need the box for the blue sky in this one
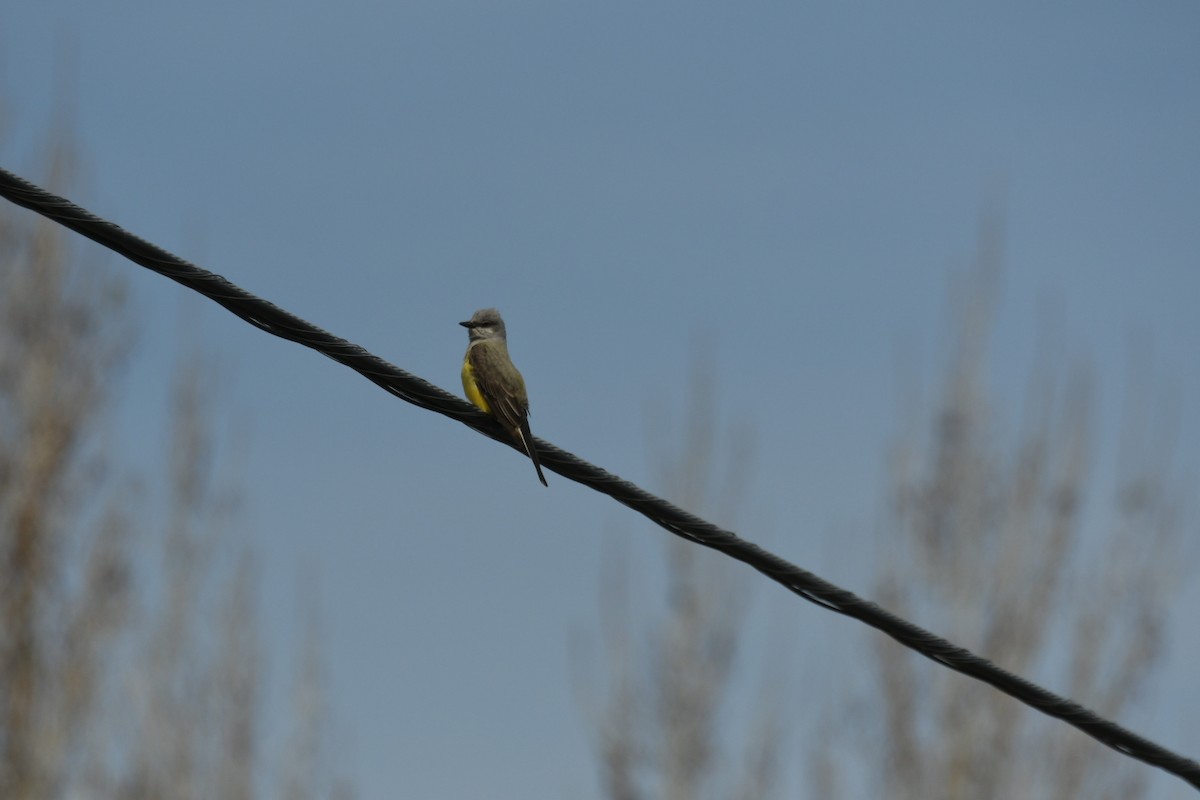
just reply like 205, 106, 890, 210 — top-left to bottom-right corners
4, 2, 1199, 797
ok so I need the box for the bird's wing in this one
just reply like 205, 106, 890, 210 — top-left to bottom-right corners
468, 344, 530, 433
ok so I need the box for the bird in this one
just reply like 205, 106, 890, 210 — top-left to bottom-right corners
460, 308, 548, 487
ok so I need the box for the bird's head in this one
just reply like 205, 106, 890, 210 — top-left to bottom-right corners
460, 308, 508, 342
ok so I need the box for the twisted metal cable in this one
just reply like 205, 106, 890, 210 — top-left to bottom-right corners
2, 165, 1197, 791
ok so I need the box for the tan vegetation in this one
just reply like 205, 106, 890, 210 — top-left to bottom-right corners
586, 215, 1192, 799
815, 216, 1191, 798
582, 359, 781, 800
0, 137, 346, 800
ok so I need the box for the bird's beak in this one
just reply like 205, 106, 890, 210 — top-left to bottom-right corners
459, 321, 472, 328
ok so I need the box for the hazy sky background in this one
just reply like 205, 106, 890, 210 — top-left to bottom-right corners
3, 2, 1199, 797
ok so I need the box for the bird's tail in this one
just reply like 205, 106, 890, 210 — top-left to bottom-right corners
515, 419, 549, 487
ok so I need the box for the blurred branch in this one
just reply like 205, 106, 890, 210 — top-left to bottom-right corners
1, 139, 346, 799
821, 214, 1195, 798
584, 356, 778, 800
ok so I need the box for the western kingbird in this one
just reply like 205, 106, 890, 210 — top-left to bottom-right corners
460, 308, 548, 487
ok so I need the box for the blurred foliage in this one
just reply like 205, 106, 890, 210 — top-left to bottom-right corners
814, 213, 1192, 798
0, 128, 347, 799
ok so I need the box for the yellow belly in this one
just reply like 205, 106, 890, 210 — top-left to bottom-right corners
461, 356, 491, 414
